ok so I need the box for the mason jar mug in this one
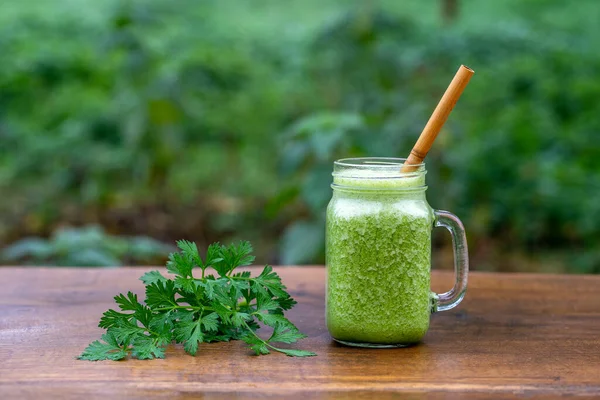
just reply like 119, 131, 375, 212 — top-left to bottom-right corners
326, 157, 468, 347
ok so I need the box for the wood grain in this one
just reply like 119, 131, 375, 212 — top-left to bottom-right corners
1, 267, 600, 399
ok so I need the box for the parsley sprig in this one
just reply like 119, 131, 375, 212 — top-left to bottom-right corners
79, 240, 316, 360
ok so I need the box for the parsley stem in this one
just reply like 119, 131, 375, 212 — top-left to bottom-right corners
242, 321, 268, 344
153, 305, 214, 312
230, 275, 252, 281
242, 321, 284, 354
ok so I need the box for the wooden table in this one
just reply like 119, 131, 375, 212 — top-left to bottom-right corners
1, 267, 599, 399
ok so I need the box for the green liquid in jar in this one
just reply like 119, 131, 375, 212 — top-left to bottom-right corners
326, 172, 434, 345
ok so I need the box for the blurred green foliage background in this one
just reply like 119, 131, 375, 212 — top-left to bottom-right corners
1, 0, 599, 272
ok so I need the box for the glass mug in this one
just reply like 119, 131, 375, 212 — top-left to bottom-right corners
326, 157, 468, 347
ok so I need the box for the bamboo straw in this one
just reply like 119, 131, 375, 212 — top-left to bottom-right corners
401, 65, 474, 172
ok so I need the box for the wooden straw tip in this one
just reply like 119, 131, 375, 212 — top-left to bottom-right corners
461, 65, 474, 74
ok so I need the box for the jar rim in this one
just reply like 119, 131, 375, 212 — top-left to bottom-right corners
333, 157, 426, 180
332, 157, 426, 191
334, 157, 424, 170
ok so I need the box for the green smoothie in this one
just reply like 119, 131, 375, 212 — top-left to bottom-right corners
326, 165, 434, 346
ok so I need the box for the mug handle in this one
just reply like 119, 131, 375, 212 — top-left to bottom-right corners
431, 210, 469, 312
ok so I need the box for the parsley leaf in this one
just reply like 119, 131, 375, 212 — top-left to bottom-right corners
145, 280, 177, 309
251, 266, 288, 298
255, 312, 293, 328
114, 292, 141, 312
201, 312, 220, 332
274, 348, 317, 357
139, 270, 167, 285
176, 240, 202, 266
213, 241, 255, 277
131, 335, 166, 360
166, 251, 194, 279
204, 243, 223, 270
78, 332, 128, 361
80, 240, 315, 360
268, 323, 307, 344
174, 317, 204, 356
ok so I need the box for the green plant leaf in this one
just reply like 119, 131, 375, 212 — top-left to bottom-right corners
80, 240, 315, 359
78, 332, 128, 361
140, 271, 168, 285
